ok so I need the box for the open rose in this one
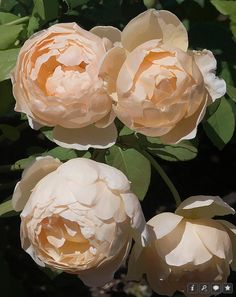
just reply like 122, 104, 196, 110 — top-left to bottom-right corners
128, 196, 236, 297
12, 23, 120, 150
99, 9, 226, 143
12, 157, 145, 286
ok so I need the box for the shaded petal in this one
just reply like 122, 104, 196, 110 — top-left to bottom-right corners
193, 49, 226, 101
27, 115, 44, 130
160, 96, 208, 144
79, 240, 131, 287
53, 123, 117, 150
164, 221, 212, 266
217, 220, 236, 270
147, 212, 183, 241
193, 219, 232, 260
175, 195, 235, 219
97, 162, 130, 192
90, 26, 121, 44
121, 193, 146, 243
99, 46, 127, 96
12, 156, 61, 211
94, 110, 116, 128
121, 9, 188, 52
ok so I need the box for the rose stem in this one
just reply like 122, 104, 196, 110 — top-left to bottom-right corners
141, 149, 182, 206
5, 16, 30, 26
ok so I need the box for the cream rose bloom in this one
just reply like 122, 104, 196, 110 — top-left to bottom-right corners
12, 157, 145, 286
128, 196, 236, 297
12, 23, 120, 150
99, 9, 226, 143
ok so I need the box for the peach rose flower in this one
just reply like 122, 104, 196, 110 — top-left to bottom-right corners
12, 157, 145, 286
12, 23, 121, 150
128, 196, 236, 297
99, 9, 226, 143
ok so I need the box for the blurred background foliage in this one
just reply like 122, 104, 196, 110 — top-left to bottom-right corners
0, 0, 236, 296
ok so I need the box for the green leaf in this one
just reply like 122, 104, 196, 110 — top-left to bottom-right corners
119, 126, 134, 136
14, 156, 36, 169
0, 200, 13, 217
211, 0, 236, 37
211, 0, 236, 16
146, 138, 198, 162
0, 124, 20, 141
0, 24, 24, 50
143, 0, 157, 8
27, 15, 40, 36
106, 146, 151, 200
33, 0, 59, 22
227, 84, 236, 103
28, 0, 59, 35
44, 147, 78, 161
0, 0, 17, 12
41, 128, 53, 141
203, 97, 235, 149
0, 12, 19, 24
0, 80, 15, 116
0, 48, 20, 81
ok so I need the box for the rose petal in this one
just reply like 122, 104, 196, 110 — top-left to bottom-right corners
147, 212, 183, 241
160, 96, 208, 143
121, 9, 188, 52
52, 123, 117, 150
79, 240, 131, 287
217, 220, 236, 270
121, 193, 146, 242
99, 46, 127, 97
164, 221, 212, 266
175, 195, 235, 219
90, 26, 121, 44
193, 49, 226, 101
193, 219, 232, 260
12, 156, 61, 211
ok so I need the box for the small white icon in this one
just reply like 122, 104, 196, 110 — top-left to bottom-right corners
190, 284, 196, 292
213, 285, 220, 291
201, 284, 208, 292
225, 285, 231, 291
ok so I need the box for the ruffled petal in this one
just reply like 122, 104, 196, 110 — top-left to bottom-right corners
12, 156, 61, 211
175, 195, 235, 219
193, 49, 226, 101
52, 123, 117, 150
121, 9, 188, 52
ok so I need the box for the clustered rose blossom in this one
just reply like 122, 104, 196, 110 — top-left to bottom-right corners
12, 157, 145, 286
100, 9, 226, 143
12, 23, 119, 150
10, 8, 234, 297
128, 196, 236, 297
12, 9, 226, 148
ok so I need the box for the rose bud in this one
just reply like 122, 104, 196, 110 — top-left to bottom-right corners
99, 9, 226, 143
12, 157, 145, 286
128, 195, 236, 297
